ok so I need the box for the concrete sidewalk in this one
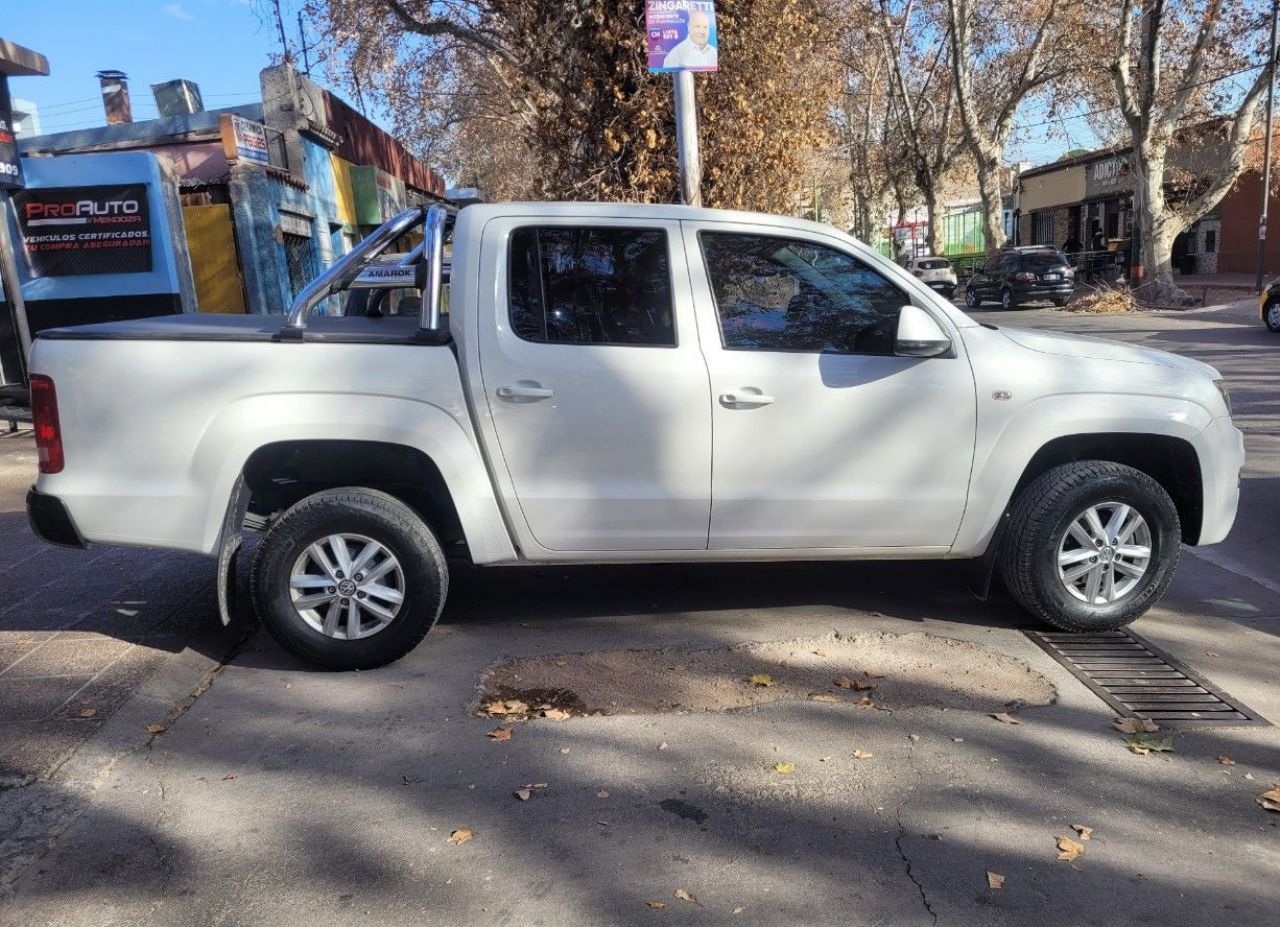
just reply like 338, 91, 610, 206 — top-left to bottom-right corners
0, 299, 1277, 926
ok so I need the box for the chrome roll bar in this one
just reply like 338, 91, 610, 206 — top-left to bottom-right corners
282, 206, 426, 333
280, 202, 455, 339
421, 204, 448, 334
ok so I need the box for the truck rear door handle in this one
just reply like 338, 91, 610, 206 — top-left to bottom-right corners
497, 383, 554, 401
720, 390, 775, 408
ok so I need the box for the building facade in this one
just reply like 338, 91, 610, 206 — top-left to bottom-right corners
1014, 130, 1280, 278
14, 63, 445, 324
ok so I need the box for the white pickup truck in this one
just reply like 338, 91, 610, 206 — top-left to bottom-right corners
26, 203, 1243, 669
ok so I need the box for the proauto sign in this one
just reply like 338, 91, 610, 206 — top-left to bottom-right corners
14, 184, 152, 277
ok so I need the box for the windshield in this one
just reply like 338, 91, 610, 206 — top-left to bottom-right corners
1023, 253, 1069, 271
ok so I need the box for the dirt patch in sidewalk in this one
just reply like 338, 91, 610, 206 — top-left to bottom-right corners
477, 632, 1055, 719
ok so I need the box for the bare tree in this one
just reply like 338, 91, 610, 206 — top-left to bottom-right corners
1106, 0, 1274, 302
870, 0, 969, 256
309, 0, 839, 211
946, 0, 1078, 253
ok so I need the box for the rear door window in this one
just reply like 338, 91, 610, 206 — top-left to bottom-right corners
1023, 252, 1069, 272
508, 227, 676, 346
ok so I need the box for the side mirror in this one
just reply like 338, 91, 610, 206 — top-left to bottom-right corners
895, 305, 951, 358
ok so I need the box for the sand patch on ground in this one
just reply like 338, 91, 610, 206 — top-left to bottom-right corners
477, 632, 1055, 719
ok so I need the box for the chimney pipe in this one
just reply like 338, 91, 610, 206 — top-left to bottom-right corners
95, 69, 132, 125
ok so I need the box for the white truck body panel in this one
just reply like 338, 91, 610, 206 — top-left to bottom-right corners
29, 202, 1242, 571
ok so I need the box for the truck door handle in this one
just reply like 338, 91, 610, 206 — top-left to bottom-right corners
497, 383, 554, 401
720, 390, 775, 408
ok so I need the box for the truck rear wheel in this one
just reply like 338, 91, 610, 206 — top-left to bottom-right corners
999, 461, 1179, 632
250, 488, 448, 670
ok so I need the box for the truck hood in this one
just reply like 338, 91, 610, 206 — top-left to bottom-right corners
999, 326, 1220, 380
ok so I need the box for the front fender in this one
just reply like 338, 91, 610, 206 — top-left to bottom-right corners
951, 392, 1213, 557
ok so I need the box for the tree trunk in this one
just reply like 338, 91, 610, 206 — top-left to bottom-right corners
923, 183, 945, 257
1131, 145, 1194, 306
974, 153, 1007, 255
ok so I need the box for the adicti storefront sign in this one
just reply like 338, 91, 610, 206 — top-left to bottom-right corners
1085, 156, 1132, 198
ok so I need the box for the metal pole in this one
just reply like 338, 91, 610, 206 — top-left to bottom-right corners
0, 188, 30, 383
673, 71, 702, 208
1257, 0, 1279, 291
0, 76, 30, 384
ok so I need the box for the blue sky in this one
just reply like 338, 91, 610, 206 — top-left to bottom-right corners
5, 0, 1101, 167
4, 0, 323, 134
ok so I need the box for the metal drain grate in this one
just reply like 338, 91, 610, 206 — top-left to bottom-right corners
1024, 630, 1270, 729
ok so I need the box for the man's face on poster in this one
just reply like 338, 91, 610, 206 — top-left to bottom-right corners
688, 11, 711, 48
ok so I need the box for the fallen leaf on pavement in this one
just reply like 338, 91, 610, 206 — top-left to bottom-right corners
488, 727, 513, 742
733, 907, 746, 915
597, 789, 610, 798
987, 871, 1005, 889
447, 829, 473, 845
1056, 835, 1085, 861
1071, 824, 1093, 841
1245, 773, 1256, 780
812, 649, 828, 657
1205, 651, 1219, 658
991, 712, 1020, 725
1218, 756, 1235, 766
853, 750, 873, 760
646, 901, 666, 909
77, 708, 98, 719
560, 747, 571, 754
402, 774, 422, 784
834, 676, 875, 691
146, 724, 166, 734
1125, 732, 1174, 755
658, 742, 668, 750
222, 773, 237, 781
1114, 718, 1159, 734
773, 761, 796, 774
541, 708, 571, 720
855, 696, 876, 708
1258, 787, 1280, 812
515, 788, 532, 801
674, 889, 700, 906
952, 737, 964, 743
749, 674, 774, 687
819, 755, 832, 762
555, 660, 567, 668
909, 734, 920, 742
809, 693, 840, 703
485, 700, 509, 715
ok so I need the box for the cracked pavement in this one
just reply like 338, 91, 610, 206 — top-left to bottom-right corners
0, 299, 1278, 925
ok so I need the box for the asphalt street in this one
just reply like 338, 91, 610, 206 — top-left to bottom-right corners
0, 297, 1277, 926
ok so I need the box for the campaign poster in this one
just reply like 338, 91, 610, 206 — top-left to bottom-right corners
646, 1, 719, 73
15, 184, 153, 277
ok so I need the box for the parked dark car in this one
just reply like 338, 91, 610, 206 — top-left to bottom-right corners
964, 247, 1076, 310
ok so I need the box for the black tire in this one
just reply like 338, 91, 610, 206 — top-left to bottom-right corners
250, 488, 448, 670
1052, 297, 1068, 308
964, 288, 980, 309
998, 461, 1180, 633
1265, 298, 1280, 333
1001, 288, 1016, 311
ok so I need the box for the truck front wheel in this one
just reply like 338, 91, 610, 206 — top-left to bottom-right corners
999, 461, 1180, 632
250, 488, 448, 670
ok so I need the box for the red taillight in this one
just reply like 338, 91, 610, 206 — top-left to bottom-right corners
29, 375, 64, 474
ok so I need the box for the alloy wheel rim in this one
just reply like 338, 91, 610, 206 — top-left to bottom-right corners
1056, 501, 1153, 606
289, 533, 404, 640
1268, 303, 1280, 329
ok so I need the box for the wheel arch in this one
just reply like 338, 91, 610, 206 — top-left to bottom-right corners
1007, 433, 1203, 544
196, 394, 517, 564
